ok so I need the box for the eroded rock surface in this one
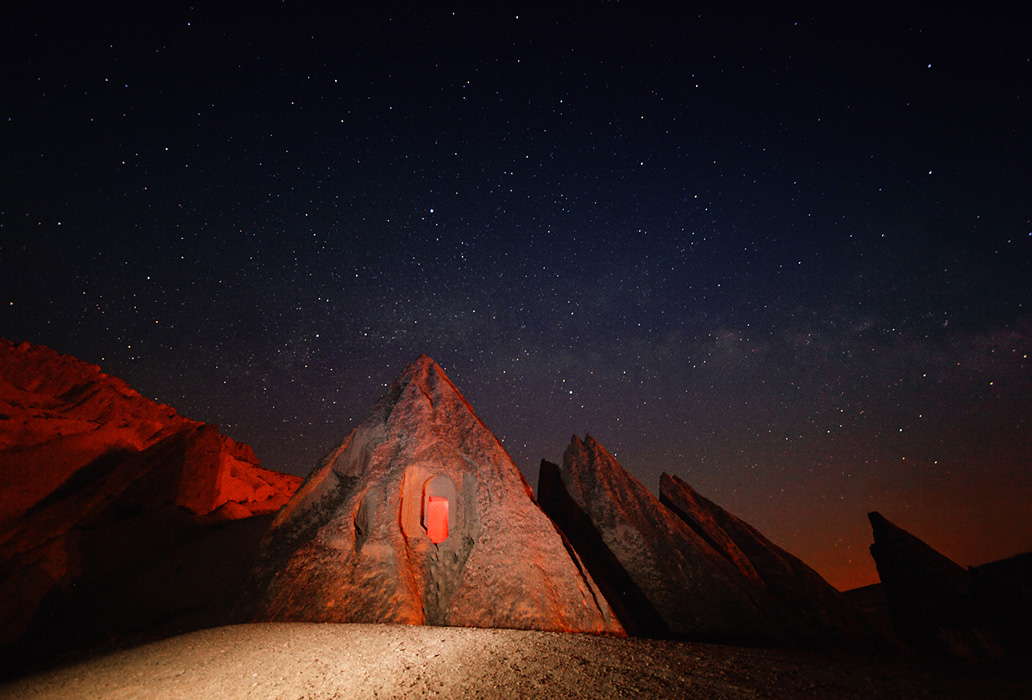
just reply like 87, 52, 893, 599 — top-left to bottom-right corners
242, 356, 622, 635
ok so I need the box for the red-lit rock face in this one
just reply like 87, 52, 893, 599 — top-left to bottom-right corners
0, 339, 300, 523
0, 340, 188, 527
243, 356, 623, 635
0, 339, 302, 657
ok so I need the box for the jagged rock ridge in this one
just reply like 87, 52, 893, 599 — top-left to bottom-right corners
659, 472, 890, 651
539, 434, 891, 650
539, 435, 789, 645
242, 356, 623, 635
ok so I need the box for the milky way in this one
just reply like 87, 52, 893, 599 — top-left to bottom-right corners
3, 2, 1030, 588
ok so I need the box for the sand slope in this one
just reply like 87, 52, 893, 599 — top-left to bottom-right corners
3, 623, 1029, 700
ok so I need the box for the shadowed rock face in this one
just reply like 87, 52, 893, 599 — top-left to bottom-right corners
538, 459, 667, 637
869, 511, 1032, 658
0, 339, 302, 673
659, 473, 891, 652
243, 356, 623, 635
539, 434, 791, 646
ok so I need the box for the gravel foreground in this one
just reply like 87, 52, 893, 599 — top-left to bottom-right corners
2, 623, 1029, 700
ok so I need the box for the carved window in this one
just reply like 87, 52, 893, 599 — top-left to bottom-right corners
421, 475, 457, 544
426, 496, 449, 543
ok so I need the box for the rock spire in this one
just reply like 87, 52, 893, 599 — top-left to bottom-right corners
538, 434, 786, 644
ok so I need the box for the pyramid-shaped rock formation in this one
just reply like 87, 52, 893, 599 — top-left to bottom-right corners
0, 339, 301, 674
538, 434, 791, 645
242, 356, 622, 634
660, 473, 889, 651
869, 511, 1032, 657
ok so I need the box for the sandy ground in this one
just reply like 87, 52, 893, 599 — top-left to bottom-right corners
2, 623, 1029, 700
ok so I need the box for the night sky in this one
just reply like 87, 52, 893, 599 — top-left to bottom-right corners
3, 2, 1030, 590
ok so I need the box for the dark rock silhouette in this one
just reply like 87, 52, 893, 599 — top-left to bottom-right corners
975, 551, 1032, 589
840, 582, 896, 644
659, 473, 891, 651
0, 339, 301, 676
241, 356, 622, 634
869, 511, 1032, 657
538, 434, 792, 645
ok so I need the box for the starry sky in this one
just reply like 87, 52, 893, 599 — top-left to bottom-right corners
3, 1, 1030, 590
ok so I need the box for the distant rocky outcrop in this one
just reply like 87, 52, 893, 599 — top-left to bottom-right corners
659, 473, 891, 652
869, 511, 1032, 658
240, 356, 623, 635
0, 339, 301, 676
539, 435, 794, 646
